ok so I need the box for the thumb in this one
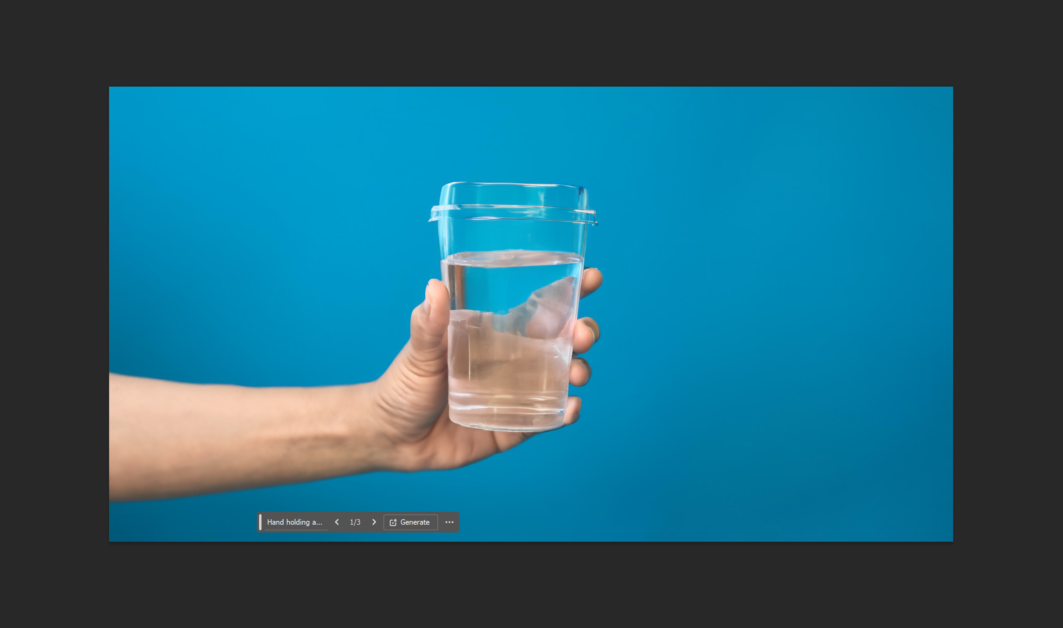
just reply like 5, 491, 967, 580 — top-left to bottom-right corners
408, 279, 450, 363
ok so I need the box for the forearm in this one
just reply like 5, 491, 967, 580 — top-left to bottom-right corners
109, 374, 390, 501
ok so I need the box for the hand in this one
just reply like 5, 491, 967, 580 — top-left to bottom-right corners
370, 268, 603, 471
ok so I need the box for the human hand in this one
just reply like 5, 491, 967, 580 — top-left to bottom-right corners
368, 268, 603, 471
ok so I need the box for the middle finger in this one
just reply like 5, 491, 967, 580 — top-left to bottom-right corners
572, 317, 600, 354
569, 357, 592, 386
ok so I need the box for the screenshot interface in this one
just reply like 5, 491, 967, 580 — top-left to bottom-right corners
258, 513, 460, 534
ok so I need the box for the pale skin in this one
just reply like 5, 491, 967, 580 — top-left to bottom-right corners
109, 268, 603, 501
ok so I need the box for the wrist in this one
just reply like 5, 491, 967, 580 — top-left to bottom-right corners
351, 378, 434, 473
323, 380, 414, 473
305, 382, 398, 476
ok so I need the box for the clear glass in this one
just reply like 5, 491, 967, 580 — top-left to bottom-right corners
431, 183, 596, 432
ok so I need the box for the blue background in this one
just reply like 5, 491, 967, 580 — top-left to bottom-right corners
109, 87, 953, 541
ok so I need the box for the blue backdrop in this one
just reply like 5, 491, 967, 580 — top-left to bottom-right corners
109, 87, 953, 541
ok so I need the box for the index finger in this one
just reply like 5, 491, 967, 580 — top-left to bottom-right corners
580, 268, 602, 299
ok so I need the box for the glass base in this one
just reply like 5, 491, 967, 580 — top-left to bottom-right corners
449, 409, 565, 433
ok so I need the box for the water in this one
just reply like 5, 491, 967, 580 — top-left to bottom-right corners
442, 250, 584, 431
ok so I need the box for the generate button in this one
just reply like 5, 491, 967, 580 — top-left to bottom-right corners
383, 514, 438, 531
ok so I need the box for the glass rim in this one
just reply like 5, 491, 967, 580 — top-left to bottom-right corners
431, 182, 597, 224
445, 181, 584, 190
429, 205, 597, 224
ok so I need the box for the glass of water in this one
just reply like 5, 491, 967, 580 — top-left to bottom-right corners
431, 182, 597, 432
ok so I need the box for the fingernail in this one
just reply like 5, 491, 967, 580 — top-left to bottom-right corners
584, 318, 600, 342
423, 284, 432, 315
